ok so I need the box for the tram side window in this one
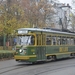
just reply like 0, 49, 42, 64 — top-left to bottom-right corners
31, 35, 35, 45
62, 37, 67, 45
67, 37, 74, 45
70, 38, 74, 45
52, 36, 56, 45
57, 36, 61, 45
67, 38, 71, 45
46, 35, 51, 45
57, 36, 67, 45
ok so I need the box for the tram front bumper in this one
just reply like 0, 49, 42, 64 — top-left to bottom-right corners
14, 55, 29, 60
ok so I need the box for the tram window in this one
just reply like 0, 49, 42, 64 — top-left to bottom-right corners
57, 37, 61, 45
67, 38, 71, 45
70, 38, 74, 45
16, 35, 35, 45
31, 35, 35, 45
57, 36, 66, 45
66, 37, 74, 45
62, 37, 67, 45
52, 36, 56, 45
46, 35, 51, 45
65, 37, 68, 45
46, 38, 51, 45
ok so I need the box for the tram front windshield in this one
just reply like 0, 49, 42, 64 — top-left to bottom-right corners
16, 35, 35, 45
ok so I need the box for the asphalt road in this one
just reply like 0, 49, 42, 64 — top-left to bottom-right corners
0, 58, 75, 75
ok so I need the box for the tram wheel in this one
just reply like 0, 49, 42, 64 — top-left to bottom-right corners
52, 55, 56, 61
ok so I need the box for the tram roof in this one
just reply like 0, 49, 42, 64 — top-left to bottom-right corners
17, 28, 75, 36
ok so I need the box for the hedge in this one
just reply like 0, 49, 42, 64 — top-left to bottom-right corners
0, 50, 16, 59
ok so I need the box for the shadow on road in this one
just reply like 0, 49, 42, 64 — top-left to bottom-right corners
15, 57, 75, 66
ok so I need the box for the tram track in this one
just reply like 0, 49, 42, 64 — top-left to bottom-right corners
0, 66, 24, 74
0, 65, 16, 70
14, 58, 75, 75
0, 64, 28, 74
0, 58, 75, 75
0, 63, 27, 70
34, 64, 75, 75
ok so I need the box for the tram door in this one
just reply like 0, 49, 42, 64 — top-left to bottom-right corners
36, 34, 46, 61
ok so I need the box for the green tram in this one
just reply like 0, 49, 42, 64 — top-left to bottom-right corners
14, 28, 75, 63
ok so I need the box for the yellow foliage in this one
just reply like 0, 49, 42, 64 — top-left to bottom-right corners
0, 2, 34, 35
0, 23, 4, 31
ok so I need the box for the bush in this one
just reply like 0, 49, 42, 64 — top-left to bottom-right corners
0, 50, 15, 60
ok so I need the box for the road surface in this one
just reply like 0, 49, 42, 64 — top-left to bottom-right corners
0, 58, 75, 75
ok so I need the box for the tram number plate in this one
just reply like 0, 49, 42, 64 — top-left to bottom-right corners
59, 47, 68, 52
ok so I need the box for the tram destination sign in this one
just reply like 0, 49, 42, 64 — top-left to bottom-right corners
18, 30, 28, 34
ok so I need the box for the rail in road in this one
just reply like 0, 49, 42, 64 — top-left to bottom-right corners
0, 65, 25, 74
0, 58, 75, 75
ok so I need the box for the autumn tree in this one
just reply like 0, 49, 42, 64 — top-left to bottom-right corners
0, 0, 55, 36
0, 0, 30, 35
0, 0, 31, 49
21, 0, 54, 28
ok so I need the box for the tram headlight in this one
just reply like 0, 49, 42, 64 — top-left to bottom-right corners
19, 49, 23, 53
